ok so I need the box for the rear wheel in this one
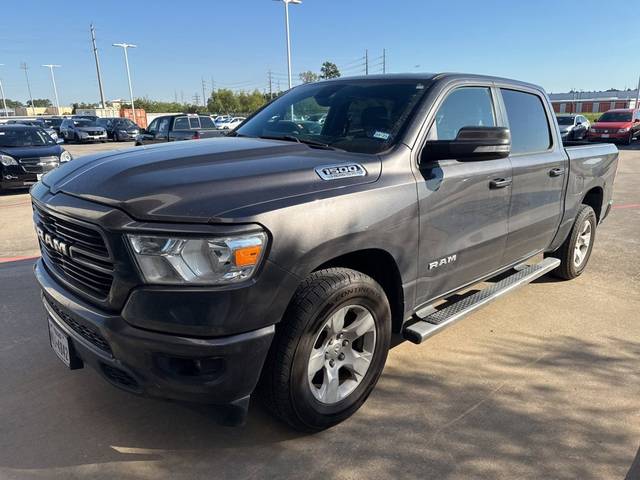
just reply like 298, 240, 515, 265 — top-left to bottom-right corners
260, 268, 391, 431
545, 204, 597, 280
625, 132, 633, 145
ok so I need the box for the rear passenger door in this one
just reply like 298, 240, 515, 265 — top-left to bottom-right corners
498, 87, 567, 265
414, 85, 512, 306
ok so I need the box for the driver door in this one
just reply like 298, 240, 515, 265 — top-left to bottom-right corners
414, 86, 512, 307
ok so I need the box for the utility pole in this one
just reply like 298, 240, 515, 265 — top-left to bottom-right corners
90, 24, 106, 109
42, 64, 61, 115
210, 76, 215, 97
180, 90, 184, 104
0, 65, 7, 117
174, 90, 178, 103
201, 78, 207, 106
20, 62, 35, 116
365, 49, 369, 75
636, 74, 640, 109
268, 70, 273, 99
193, 93, 200, 106
382, 48, 386, 74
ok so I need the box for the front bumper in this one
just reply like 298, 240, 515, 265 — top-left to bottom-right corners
588, 132, 628, 141
35, 259, 275, 405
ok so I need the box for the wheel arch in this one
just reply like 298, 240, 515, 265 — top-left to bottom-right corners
313, 248, 405, 334
582, 186, 604, 221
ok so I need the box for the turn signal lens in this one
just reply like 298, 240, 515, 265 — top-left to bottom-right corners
234, 245, 263, 267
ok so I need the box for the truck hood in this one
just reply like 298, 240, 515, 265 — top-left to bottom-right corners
42, 137, 381, 223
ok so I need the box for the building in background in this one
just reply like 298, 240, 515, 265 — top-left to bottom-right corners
549, 90, 638, 114
14, 106, 73, 116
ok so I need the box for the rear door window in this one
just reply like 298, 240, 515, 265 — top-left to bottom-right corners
188, 117, 201, 129
173, 117, 189, 130
501, 89, 552, 154
427, 87, 496, 140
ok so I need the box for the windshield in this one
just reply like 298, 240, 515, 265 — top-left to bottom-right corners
556, 116, 575, 125
0, 128, 55, 147
235, 79, 429, 154
73, 119, 97, 127
598, 111, 632, 122
42, 118, 63, 127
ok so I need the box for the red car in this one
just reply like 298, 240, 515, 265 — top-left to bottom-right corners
588, 108, 640, 144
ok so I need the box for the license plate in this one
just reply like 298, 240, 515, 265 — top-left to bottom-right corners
48, 318, 71, 367
601, 134, 609, 138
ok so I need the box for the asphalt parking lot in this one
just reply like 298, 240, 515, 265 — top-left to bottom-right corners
0, 142, 639, 479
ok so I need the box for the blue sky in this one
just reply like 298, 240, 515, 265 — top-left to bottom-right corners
0, 0, 637, 105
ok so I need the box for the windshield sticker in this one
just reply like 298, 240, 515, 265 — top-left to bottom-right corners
373, 131, 390, 140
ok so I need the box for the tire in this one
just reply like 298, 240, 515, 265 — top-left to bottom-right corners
545, 204, 597, 280
260, 268, 391, 432
624, 132, 633, 145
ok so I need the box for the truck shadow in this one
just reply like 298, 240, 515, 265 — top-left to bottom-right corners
2, 318, 638, 478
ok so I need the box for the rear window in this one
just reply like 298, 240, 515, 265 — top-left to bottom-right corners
199, 116, 215, 129
188, 117, 200, 129
501, 89, 551, 154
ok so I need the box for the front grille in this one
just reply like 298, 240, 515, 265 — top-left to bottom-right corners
19, 157, 59, 174
45, 294, 112, 355
88, 130, 103, 136
34, 203, 114, 299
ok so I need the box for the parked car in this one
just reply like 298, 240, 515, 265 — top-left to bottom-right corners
588, 109, 640, 145
556, 114, 589, 141
220, 117, 246, 130
214, 115, 232, 128
30, 73, 617, 431
40, 117, 65, 136
59, 118, 108, 143
135, 114, 224, 145
7, 120, 60, 142
0, 124, 71, 192
97, 117, 140, 142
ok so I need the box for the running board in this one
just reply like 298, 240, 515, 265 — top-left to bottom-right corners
403, 257, 560, 344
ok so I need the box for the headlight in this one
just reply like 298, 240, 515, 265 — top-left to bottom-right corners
617, 128, 629, 133
127, 232, 268, 285
60, 151, 72, 162
0, 154, 18, 166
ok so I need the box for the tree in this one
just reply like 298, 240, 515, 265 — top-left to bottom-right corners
27, 98, 52, 107
208, 89, 239, 114
319, 61, 340, 79
299, 71, 319, 84
1, 99, 23, 108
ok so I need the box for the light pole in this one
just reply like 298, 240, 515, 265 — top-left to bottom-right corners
636, 74, 640, 109
20, 62, 35, 116
274, 0, 301, 90
0, 65, 7, 117
113, 43, 137, 124
42, 64, 61, 115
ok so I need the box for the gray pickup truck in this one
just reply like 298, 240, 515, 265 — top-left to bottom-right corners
135, 113, 225, 145
31, 73, 618, 431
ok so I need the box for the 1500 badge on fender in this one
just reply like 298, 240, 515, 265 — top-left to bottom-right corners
315, 163, 367, 180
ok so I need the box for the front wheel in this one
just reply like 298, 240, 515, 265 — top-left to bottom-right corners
260, 268, 391, 431
545, 204, 597, 279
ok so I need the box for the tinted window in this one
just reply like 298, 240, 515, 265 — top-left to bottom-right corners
173, 117, 189, 129
427, 87, 495, 140
199, 116, 215, 129
556, 116, 575, 125
0, 127, 55, 147
501, 89, 551, 154
188, 117, 200, 129
158, 118, 170, 133
598, 111, 632, 122
236, 80, 429, 154
147, 119, 159, 132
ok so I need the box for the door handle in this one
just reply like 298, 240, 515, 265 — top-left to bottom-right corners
549, 167, 565, 177
489, 178, 512, 189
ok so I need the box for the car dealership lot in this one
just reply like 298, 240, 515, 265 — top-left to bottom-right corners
0, 143, 639, 479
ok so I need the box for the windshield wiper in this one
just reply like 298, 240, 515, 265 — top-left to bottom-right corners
258, 135, 344, 151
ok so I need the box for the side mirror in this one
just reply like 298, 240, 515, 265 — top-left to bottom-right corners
576, 121, 582, 125
634, 118, 640, 123
56, 137, 64, 144
421, 126, 511, 163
